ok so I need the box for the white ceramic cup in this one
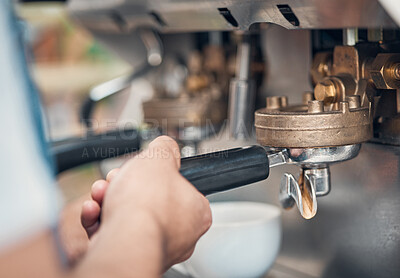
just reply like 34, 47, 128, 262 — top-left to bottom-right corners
182, 201, 282, 278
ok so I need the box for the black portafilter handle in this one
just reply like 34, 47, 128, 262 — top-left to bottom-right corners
51, 129, 141, 174
179, 146, 270, 196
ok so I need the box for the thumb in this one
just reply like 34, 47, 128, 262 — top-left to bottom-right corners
147, 136, 181, 168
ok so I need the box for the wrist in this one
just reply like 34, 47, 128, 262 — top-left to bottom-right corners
78, 208, 166, 278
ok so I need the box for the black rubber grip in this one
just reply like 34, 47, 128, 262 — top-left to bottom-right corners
51, 129, 141, 174
180, 146, 270, 196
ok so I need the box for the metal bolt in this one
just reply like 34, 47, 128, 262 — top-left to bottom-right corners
367, 28, 383, 42
343, 28, 358, 46
340, 101, 350, 113
302, 91, 315, 105
266, 96, 282, 109
280, 96, 288, 108
314, 79, 338, 104
308, 100, 324, 113
393, 63, 400, 80
346, 95, 361, 109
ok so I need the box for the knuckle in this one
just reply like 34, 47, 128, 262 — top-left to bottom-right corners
149, 136, 178, 150
204, 208, 213, 229
155, 135, 176, 144
106, 168, 119, 181
201, 197, 212, 229
181, 248, 195, 262
148, 136, 181, 162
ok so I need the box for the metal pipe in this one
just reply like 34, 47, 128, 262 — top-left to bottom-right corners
228, 35, 256, 139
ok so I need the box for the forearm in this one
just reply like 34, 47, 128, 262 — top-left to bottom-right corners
73, 209, 165, 278
0, 211, 164, 278
0, 231, 66, 278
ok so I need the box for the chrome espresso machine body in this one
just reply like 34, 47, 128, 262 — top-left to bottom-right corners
69, 1, 400, 277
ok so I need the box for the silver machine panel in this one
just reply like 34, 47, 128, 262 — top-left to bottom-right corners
69, 0, 396, 33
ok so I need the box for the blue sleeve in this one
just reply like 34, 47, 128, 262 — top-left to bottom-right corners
0, 1, 62, 253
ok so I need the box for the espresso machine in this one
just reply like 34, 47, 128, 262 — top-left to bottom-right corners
67, 1, 400, 277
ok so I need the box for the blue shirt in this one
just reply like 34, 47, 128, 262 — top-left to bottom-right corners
0, 1, 61, 253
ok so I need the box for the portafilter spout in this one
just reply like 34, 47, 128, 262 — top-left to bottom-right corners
274, 144, 361, 219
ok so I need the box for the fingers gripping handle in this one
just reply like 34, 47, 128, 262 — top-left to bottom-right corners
179, 146, 270, 196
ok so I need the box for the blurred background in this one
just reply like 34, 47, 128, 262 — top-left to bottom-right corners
19, 2, 133, 201
16, 0, 310, 214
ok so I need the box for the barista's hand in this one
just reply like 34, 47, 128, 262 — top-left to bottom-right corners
81, 168, 119, 238
81, 136, 212, 270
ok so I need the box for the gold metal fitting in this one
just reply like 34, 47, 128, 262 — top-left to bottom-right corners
310, 51, 333, 85
392, 63, 400, 80
370, 53, 400, 89
314, 79, 337, 104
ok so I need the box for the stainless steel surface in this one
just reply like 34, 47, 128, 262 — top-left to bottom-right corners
228, 38, 255, 139
267, 144, 361, 167
229, 80, 256, 138
285, 144, 361, 166
236, 40, 250, 80
267, 151, 288, 168
208, 143, 400, 277
68, 0, 397, 33
306, 167, 331, 197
